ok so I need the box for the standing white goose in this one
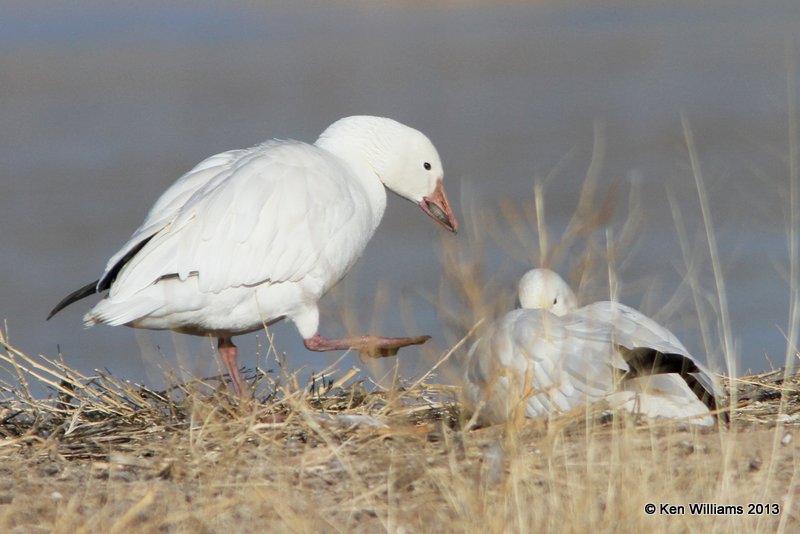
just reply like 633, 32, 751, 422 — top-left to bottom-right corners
48, 116, 458, 396
462, 268, 725, 426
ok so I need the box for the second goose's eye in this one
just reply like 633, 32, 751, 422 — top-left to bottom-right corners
423, 162, 432, 171
553, 298, 558, 305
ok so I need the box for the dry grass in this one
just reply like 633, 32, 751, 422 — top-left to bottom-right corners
0, 332, 798, 533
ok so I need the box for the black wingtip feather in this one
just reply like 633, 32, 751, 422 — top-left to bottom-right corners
46, 280, 100, 320
617, 345, 727, 424
619, 346, 700, 377
683, 373, 730, 424
46, 235, 155, 321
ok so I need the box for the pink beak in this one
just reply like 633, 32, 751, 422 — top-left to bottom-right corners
419, 179, 458, 233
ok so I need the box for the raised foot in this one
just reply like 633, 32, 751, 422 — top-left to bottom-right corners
304, 334, 431, 358
360, 334, 432, 358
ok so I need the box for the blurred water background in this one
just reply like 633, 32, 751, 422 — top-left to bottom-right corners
2, 0, 800, 394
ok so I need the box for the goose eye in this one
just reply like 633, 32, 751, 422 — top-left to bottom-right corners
423, 162, 432, 171
553, 298, 558, 305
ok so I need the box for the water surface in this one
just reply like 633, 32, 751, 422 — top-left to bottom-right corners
2, 0, 799, 393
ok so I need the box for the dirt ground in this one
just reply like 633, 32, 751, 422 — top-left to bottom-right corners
1, 341, 798, 533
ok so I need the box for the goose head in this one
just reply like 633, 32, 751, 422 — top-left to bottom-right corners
518, 268, 578, 316
316, 116, 458, 232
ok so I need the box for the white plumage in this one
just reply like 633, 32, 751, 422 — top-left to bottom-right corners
49, 116, 458, 396
462, 269, 723, 426
86, 140, 377, 335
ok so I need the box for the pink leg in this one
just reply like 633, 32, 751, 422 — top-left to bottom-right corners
303, 333, 431, 358
218, 337, 246, 398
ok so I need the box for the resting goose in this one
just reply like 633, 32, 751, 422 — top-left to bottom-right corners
463, 268, 725, 426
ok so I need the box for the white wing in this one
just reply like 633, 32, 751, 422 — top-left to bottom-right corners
570, 301, 689, 354
99, 149, 246, 288
103, 140, 373, 302
571, 301, 722, 398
